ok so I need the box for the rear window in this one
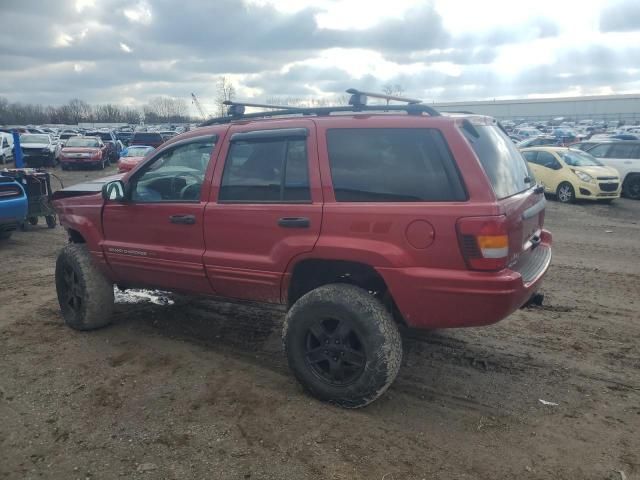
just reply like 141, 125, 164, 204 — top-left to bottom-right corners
133, 133, 163, 143
463, 124, 532, 199
326, 128, 466, 202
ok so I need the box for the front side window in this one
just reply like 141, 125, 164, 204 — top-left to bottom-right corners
327, 128, 466, 202
132, 137, 215, 202
587, 144, 611, 158
219, 138, 310, 202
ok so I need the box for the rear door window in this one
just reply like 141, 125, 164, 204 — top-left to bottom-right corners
607, 143, 638, 159
219, 138, 310, 203
326, 128, 466, 202
462, 124, 532, 199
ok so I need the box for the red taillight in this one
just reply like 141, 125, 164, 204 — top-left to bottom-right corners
457, 216, 509, 271
91, 151, 102, 159
0, 186, 23, 199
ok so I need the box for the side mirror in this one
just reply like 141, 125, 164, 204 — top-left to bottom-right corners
102, 180, 126, 201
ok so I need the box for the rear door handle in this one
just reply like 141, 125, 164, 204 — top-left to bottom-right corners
278, 217, 310, 228
169, 214, 196, 225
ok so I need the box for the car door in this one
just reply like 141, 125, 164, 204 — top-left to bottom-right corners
102, 134, 219, 293
533, 151, 562, 192
203, 121, 322, 303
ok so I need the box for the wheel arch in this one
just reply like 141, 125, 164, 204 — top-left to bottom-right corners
284, 258, 404, 325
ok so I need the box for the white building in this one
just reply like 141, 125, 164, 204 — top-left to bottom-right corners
433, 94, 640, 123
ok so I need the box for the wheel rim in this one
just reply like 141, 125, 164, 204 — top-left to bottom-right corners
60, 264, 83, 314
304, 318, 366, 386
558, 185, 573, 202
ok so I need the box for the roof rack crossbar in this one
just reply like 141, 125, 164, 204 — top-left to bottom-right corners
199, 104, 441, 126
346, 88, 423, 105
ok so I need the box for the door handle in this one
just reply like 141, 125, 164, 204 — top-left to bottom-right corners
278, 217, 310, 228
169, 214, 196, 225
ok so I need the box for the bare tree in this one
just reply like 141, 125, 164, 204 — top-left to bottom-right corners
215, 77, 236, 116
381, 84, 405, 104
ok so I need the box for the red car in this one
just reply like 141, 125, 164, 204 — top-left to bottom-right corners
59, 136, 111, 170
117, 145, 155, 173
52, 90, 552, 408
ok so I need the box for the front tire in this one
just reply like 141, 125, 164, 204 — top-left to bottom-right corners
622, 174, 640, 199
283, 284, 402, 408
556, 182, 575, 203
55, 244, 114, 330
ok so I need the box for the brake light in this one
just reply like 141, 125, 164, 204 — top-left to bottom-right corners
457, 216, 509, 271
91, 150, 102, 159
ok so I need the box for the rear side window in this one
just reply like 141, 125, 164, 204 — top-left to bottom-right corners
219, 138, 310, 202
463, 124, 532, 199
326, 129, 466, 202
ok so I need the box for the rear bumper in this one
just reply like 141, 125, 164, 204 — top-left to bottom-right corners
378, 230, 552, 329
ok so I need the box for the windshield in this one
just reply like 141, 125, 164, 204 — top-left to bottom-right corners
124, 146, 153, 157
21, 134, 49, 143
65, 138, 100, 148
561, 151, 603, 167
463, 124, 532, 199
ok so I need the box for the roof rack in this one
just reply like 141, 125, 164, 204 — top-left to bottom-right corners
199, 88, 441, 126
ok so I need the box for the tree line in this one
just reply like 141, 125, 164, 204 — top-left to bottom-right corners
0, 96, 192, 125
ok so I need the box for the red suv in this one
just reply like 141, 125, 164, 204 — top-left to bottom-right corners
52, 90, 551, 408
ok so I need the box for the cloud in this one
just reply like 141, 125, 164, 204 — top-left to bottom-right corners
600, 0, 640, 32
0, 0, 637, 109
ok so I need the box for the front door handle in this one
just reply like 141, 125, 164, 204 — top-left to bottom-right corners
169, 214, 196, 225
278, 217, 310, 228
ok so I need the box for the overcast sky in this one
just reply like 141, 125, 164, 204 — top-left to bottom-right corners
2, 0, 640, 116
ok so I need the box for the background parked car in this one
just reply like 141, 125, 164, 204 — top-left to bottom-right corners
522, 147, 620, 203
59, 136, 111, 170
19, 133, 60, 167
517, 135, 559, 148
130, 131, 164, 148
58, 131, 81, 146
84, 130, 121, 163
117, 145, 155, 173
571, 140, 640, 199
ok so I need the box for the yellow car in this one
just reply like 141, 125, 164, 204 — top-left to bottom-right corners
521, 147, 621, 203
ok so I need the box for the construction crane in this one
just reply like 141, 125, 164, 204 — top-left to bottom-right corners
191, 93, 208, 121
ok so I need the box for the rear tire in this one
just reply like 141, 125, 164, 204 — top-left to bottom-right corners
622, 174, 640, 200
28, 216, 38, 226
556, 182, 575, 203
283, 284, 402, 408
55, 244, 114, 331
45, 215, 56, 228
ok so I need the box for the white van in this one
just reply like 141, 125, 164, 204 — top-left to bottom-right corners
0, 132, 14, 165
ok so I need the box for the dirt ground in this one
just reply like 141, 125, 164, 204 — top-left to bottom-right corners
1, 165, 639, 480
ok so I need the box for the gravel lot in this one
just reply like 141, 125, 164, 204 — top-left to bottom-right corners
1, 165, 639, 480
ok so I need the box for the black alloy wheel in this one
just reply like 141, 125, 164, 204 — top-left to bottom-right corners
304, 317, 366, 386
